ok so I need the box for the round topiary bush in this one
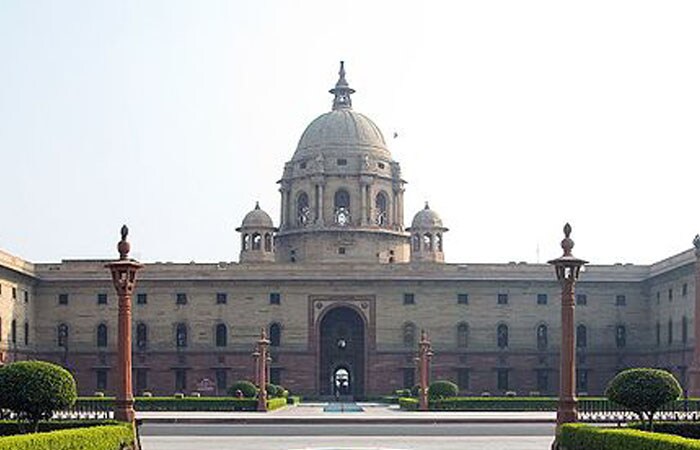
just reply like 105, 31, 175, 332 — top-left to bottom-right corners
410, 384, 421, 397
605, 368, 682, 430
265, 383, 279, 397
228, 380, 258, 398
0, 360, 77, 431
428, 380, 459, 399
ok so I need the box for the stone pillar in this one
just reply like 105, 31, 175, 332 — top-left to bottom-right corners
548, 224, 587, 432
105, 225, 143, 423
416, 330, 433, 411
256, 329, 270, 412
687, 235, 700, 396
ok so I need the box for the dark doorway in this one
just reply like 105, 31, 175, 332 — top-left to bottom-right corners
319, 306, 365, 397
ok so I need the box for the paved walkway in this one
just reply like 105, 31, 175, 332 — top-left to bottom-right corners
136, 402, 556, 423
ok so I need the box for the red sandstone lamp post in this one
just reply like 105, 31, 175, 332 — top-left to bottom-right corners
106, 225, 143, 423
415, 329, 433, 411
254, 328, 270, 412
687, 235, 700, 396
548, 223, 587, 427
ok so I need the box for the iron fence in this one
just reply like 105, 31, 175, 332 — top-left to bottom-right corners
578, 398, 700, 423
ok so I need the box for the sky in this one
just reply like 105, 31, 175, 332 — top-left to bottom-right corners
0, 1, 698, 265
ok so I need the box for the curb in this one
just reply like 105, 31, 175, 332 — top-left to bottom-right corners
138, 417, 556, 425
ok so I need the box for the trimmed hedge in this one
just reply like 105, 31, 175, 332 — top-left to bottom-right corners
429, 380, 459, 399
398, 396, 559, 411
266, 397, 287, 410
0, 420, 119, 436
630, 422, 700, 439
0, 424, 134, 450
561, 423, 700, 450
73, 396, 287, 411
228, 380, 257, 398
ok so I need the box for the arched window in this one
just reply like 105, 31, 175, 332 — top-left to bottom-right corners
436, 233, 443, 252
57, 324, 69, 347
412, 234, 421, 252
264, 233, 272, 252
334, 189, 351, 226
497, 324, 509, 349
242, 234, 250, 251
252, 233, 262, 250
375, 192, 388, 226
615, 325, 626, 348
136, 323, 148, 350
576, 324, 587, 348
297, 192, 310, 226
423, 233, 433, 251
216, 323, 228, 347
536, 324, 548, 350
403, 322, 417, 348
269, 323, 281, 347
97, 323, 108, 348
457, 323, 469, 348
682, 316, 688, 344
176, 323, 188, 348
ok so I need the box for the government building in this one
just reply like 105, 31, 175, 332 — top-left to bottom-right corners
0, 63, 697, 399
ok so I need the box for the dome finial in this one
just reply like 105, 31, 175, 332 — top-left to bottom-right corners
424, 201, 430, 210
329, 61, 355, 111
255, 201, 260, 210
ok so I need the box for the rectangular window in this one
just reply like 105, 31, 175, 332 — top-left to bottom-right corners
136, 369, 148, 393
269, 292, 281, 305
536, 370, 549, 393
216, 293, 228, 304
668, 289, 673, 301
537, 294, 547, 305
338, 247, 346, 255
136, 293, 147, 305
497, 369, 509, 391
336, 158, 347, 166
58, 294, 69, 305
497, 293, 508, 305
23, 291, 29, 303
656, 292, 661, 304
576, 369, 589, 393
402, 368, 415, 389
615, 295, 626, 306
96, 370, 108, 391
457, 293, 469, 305
457, 369, 470, 391
403, 293, 415, 305
215, 369, 228, 393
24, 322, 29, 345
175, 369, 187, 392
683, 283, 688, 297
97, 293, 108, 305
12, 287, 17, 300
176, 293, 188, 305
576, 294, 587, 305
270, 368, 282, 386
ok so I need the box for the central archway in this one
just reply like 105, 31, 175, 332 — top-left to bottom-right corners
319, 306, 365, 397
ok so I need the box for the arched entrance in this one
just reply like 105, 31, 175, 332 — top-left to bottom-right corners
319, 306, 365, 397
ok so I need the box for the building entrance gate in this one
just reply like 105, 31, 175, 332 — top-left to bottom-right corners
319, 306, 365, 397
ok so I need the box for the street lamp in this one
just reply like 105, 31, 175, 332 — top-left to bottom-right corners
548, 223, 587, 426
105, 225, 143, 423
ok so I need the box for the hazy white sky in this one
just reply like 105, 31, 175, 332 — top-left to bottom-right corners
1, 1, 698, 265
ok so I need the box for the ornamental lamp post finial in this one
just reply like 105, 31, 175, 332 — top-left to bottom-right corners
118, 224, 130, 260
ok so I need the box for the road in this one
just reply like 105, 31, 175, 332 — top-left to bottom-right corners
140, 422, 556, 450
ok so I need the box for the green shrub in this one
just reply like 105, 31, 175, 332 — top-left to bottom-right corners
0, 424, 134, 450
410, 384, 421, 397
605, 368, 682, 430
265, 384, 279, 397
629, 422, 700, 439
228, 380, 258, 398
399, 397, 419, 410
428, 380, 458, 399
561, 423, 700, 450
266, 397, 287, 410
394, 389, 411, 397
286, 395, 302, 405
0, 420, 119, 437
0, 361, 77, 432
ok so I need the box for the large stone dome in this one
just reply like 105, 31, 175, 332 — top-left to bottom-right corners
291, 61, 391, 162
293, 109, 389, 161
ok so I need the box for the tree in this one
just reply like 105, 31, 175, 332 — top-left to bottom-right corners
227, 380, 258, 398
605, 368, 681, 431
428, 380, 459, 399
0, 361, 77, 432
